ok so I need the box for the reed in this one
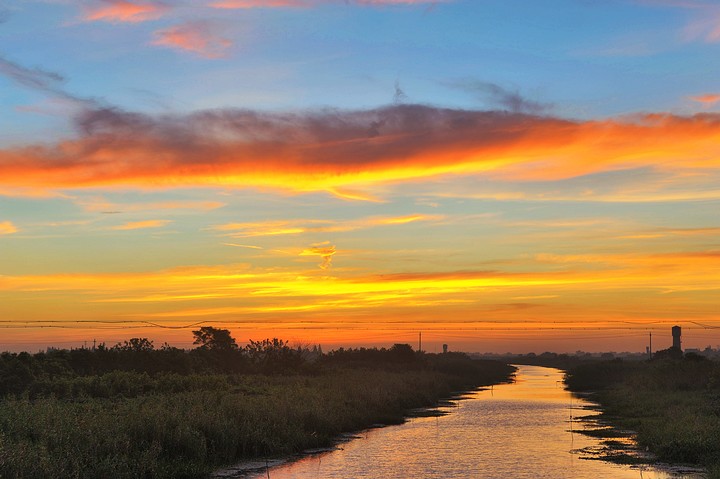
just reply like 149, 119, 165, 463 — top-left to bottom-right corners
566, 356, 720, 476
0, 352, 513, 478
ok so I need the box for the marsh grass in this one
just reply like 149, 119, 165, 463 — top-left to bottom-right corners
0, 354, 513, 478
566, 357, 720, 476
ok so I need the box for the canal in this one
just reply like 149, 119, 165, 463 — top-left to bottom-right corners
226, 365, 703, 479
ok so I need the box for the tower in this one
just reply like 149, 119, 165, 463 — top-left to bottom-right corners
672, 325, 682, 351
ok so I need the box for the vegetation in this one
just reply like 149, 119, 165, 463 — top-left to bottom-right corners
565, 353, 720, 477
0, 330, 514, 478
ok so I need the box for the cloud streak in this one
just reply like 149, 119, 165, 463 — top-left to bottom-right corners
82, 0, 169, 23
210, 0, 309, 8
0, 221, 18, 235
152, 22, 232, 58
78, 198, 226, 213
212, 214, 443, 237
641, 0, 720, 43
690, 93, 720, 105
111, 219, 172, 230
210, 0, 447, 8
0, 56, 67, 97
445, 80, 551, 114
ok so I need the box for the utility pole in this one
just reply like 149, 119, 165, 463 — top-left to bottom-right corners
649, 332, 652, 359
418, 332, 422, 353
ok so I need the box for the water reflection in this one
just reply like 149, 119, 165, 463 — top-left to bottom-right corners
241, 365, 704, 479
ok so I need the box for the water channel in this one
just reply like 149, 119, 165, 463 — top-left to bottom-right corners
228, 365, 705, 479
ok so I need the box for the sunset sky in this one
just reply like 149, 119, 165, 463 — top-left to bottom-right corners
1, 0, 719, 353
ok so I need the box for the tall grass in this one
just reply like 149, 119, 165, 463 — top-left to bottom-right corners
0, 359, 514, 478
566, 357, 720, 476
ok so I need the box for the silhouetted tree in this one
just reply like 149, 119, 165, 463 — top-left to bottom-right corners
114, 338, 154, 352
245, 338, 303, 373
389, 343, 415, 362
192, 326, 238, 351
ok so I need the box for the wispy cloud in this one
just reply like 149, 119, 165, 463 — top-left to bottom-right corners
78, 198, 226, 213
111, 219, 172, 230
682, 10, 720, 42
152, 22, 232, 58
212, 214, 444, 237
356, 0, 447, 4
210, 0, 447, 8
0, 221, 18, 235
444, 80, 551, 114
82, 0, 169, 23
210, 0, 309, 8
223, 242, 263, 249
617, 226, 720, 239
300, 241, 336, 269
639, 0, 720, 43
0, 55, 97, 111
0, 56, 67, 97
690, 93, 720, 105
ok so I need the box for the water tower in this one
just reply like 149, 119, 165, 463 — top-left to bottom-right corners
672, 325, 682, 351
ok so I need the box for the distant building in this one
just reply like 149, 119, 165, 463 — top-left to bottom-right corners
672, 325, 682, 351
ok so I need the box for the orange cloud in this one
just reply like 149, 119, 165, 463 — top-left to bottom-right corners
213, 214, 444, 237
300, 242, 336, 269
355, 0, 447, 4
111, 219, 172, 230
3, 106, 720, 198
210, 0, 444, 7
152, 23, 232, 58
83, 0, 168, 23
690, 93, 720, 105
78, 198, 226, 213
0, 221, 18, 235
211, 0, 308, 7
223, 243, 263, 249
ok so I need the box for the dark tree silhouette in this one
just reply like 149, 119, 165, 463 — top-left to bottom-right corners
114, 338, 154, 352
192, 326, 238, 350
244, 338, 303, 373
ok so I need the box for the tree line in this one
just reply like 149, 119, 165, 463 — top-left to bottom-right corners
0, 326, 495, 397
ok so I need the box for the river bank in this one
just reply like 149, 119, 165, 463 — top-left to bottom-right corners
212, 387, 483, 478
0, 346, 514, 479
565, 357, 720, 478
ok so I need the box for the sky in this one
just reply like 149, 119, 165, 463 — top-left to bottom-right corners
1, 0, 719, 353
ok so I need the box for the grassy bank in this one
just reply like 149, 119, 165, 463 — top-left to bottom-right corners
565, 356, 720, 476
0, 340, 513, 478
